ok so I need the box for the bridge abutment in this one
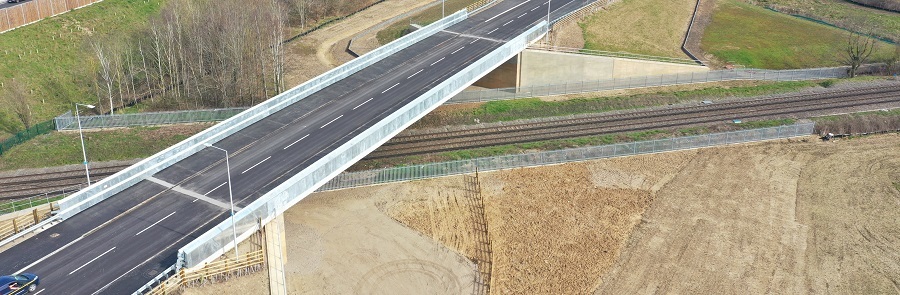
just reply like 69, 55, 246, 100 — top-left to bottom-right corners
265, 214, 289, 295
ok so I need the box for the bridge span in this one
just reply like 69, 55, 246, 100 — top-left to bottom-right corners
0, 0, 589, 293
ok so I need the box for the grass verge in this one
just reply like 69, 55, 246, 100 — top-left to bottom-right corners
579, 0, 696, 58
376, 0, 478, 44
701, 0, 894, 69
0, 0, 166, 137
757, 0, 900, 43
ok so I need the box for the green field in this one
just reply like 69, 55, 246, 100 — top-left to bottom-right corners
702, 0, 894, 69
0, 0, 165, 139
758, 0, 900, 43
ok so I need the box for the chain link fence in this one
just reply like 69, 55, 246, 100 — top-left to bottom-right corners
0, 119, 55, 156
448, 66, 850, 104
318, 123, 815, 191
54, 108, 247, 131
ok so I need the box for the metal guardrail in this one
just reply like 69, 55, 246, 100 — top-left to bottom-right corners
317, 123, 815, 191
447, 66, 849, 104
177, 19, 549, 269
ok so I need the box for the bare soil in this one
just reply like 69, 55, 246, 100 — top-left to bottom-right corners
183, 134, 900, 294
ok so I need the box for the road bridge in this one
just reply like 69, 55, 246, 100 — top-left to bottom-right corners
0, 0, 590, 293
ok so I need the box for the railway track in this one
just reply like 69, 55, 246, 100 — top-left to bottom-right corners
2, 85, 898, 201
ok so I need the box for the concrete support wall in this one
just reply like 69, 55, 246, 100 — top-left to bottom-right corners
518, 49, 709, 87
473, 54, 520, 89
265, 214, 288, 295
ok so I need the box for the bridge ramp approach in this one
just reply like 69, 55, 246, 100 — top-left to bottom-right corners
0, 0, 589, 294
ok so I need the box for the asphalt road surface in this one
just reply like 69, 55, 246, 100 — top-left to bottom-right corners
0, 0, 588, 294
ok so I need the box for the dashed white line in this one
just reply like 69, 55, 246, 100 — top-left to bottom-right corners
470, 39, 478, 44
503, 20, 513, 26
206, 182, 227, 195
484, 0, 531, 22
242, 156, 271, 174
407, 69, 424, 79
381, 83, 400, 93
531, 6, 539, 11
33, 289, 45, 295
518, 12, 527, 18
320, 115, 344, 129
284, 134, 310, 149
430, 57, 445, 66
135, 211, 177, 236
451, 47, 465, 54
487, 28, 498, 34
353, 98, 374, 110
69, 247, 116, 275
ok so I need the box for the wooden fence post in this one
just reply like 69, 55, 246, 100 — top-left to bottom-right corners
12, 219, 18, 233
32, 209, 39, 224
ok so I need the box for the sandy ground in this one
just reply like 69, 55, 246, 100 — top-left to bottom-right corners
282, 0, 437, 87
182, 134, 900, 294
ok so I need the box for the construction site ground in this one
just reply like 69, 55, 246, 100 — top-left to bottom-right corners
184, 133, 900, 294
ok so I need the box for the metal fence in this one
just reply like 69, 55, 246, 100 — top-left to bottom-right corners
54, 108, 247, 131
528, 44, 702, 65
177, 20, 549, 269
318, 123, 815, 191
0, 119, 55, 156
448, 66, 849, 104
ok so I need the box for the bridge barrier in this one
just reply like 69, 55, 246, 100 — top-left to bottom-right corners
39, 9, 468, 230
178, 21, 550, 268
317, 123, 815, 191
448, 66, 849, 104
53, 108, 247, 131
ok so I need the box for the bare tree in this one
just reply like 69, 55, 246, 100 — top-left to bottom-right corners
1, 79, 33, 130
844, 31, 877, 78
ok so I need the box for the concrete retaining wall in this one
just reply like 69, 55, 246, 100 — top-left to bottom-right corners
518, 49, 709, 87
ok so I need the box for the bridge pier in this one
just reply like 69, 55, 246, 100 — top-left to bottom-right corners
264, 214, 289, 295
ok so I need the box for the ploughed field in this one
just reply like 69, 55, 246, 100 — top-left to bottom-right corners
185, 133, 900, 294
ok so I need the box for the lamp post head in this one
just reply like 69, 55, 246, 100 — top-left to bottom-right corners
76, 103, 95, 109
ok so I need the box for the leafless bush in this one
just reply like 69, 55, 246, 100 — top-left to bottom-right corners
92, 0, 288, 111
815, 114, 900, 135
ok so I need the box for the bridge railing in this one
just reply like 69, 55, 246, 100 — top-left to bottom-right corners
178, 20, 550, 268
3, 10, 469, 247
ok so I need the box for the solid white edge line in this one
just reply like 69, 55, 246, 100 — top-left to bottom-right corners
206, 182, 227, 195
284, 134, 310, 149
241, 156, 271, 174
134, 211, 177, 236
353, 98, 374, 110
320, 115, 344, 129
16, 236, 85, 274
451, 47, 465, 54
381, 83, 400, 93
430, 57, 445, 66
407, 69, 424, 79
69, 247, 116, 275
484, 0, 531, 22
33, 289, 45, 295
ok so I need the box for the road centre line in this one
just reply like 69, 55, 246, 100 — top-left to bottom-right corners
320, 115, 343, 129
284, 134, 310, 149
206, 182, 227, 195
484, 0, 531, 22
353, 98, 374, 110
381, 83, 400, 93
407, 69, 424, 79
242, 156, 271, 174
135, 211, 177, 236
503, 20, 513, 26
451, 46, 465, 54
430, 57, 445, 66
69, 247, 116, 275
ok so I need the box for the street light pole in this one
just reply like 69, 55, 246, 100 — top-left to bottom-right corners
442, 0, 445, 18
205, 143, 239, 262
75, 103, 95, 186
547, 0, 551, 24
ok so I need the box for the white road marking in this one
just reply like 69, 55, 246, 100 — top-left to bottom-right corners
430, 57, 445, 66
407, 69, 424, 79
353, 98, 374, 110
33, 289, 45, 295
192, 199, 198, 203
451, 47, 465, 54
320, 115, 343, 129
518, 12, 527, 18
69, 247, 116, 275
470, 39, 478, 44
284, 134, 310, 149
146, 176, 237, 211
531, 6, 539, 11
242, 156, 271, 174
487, 28, 498, 34
135, 211, 177, 236
16, 236, 85, 274
484, 0, 531, 22
381, 83, 400, 93
503, 20, 513, 26
206, 182, 227, 195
